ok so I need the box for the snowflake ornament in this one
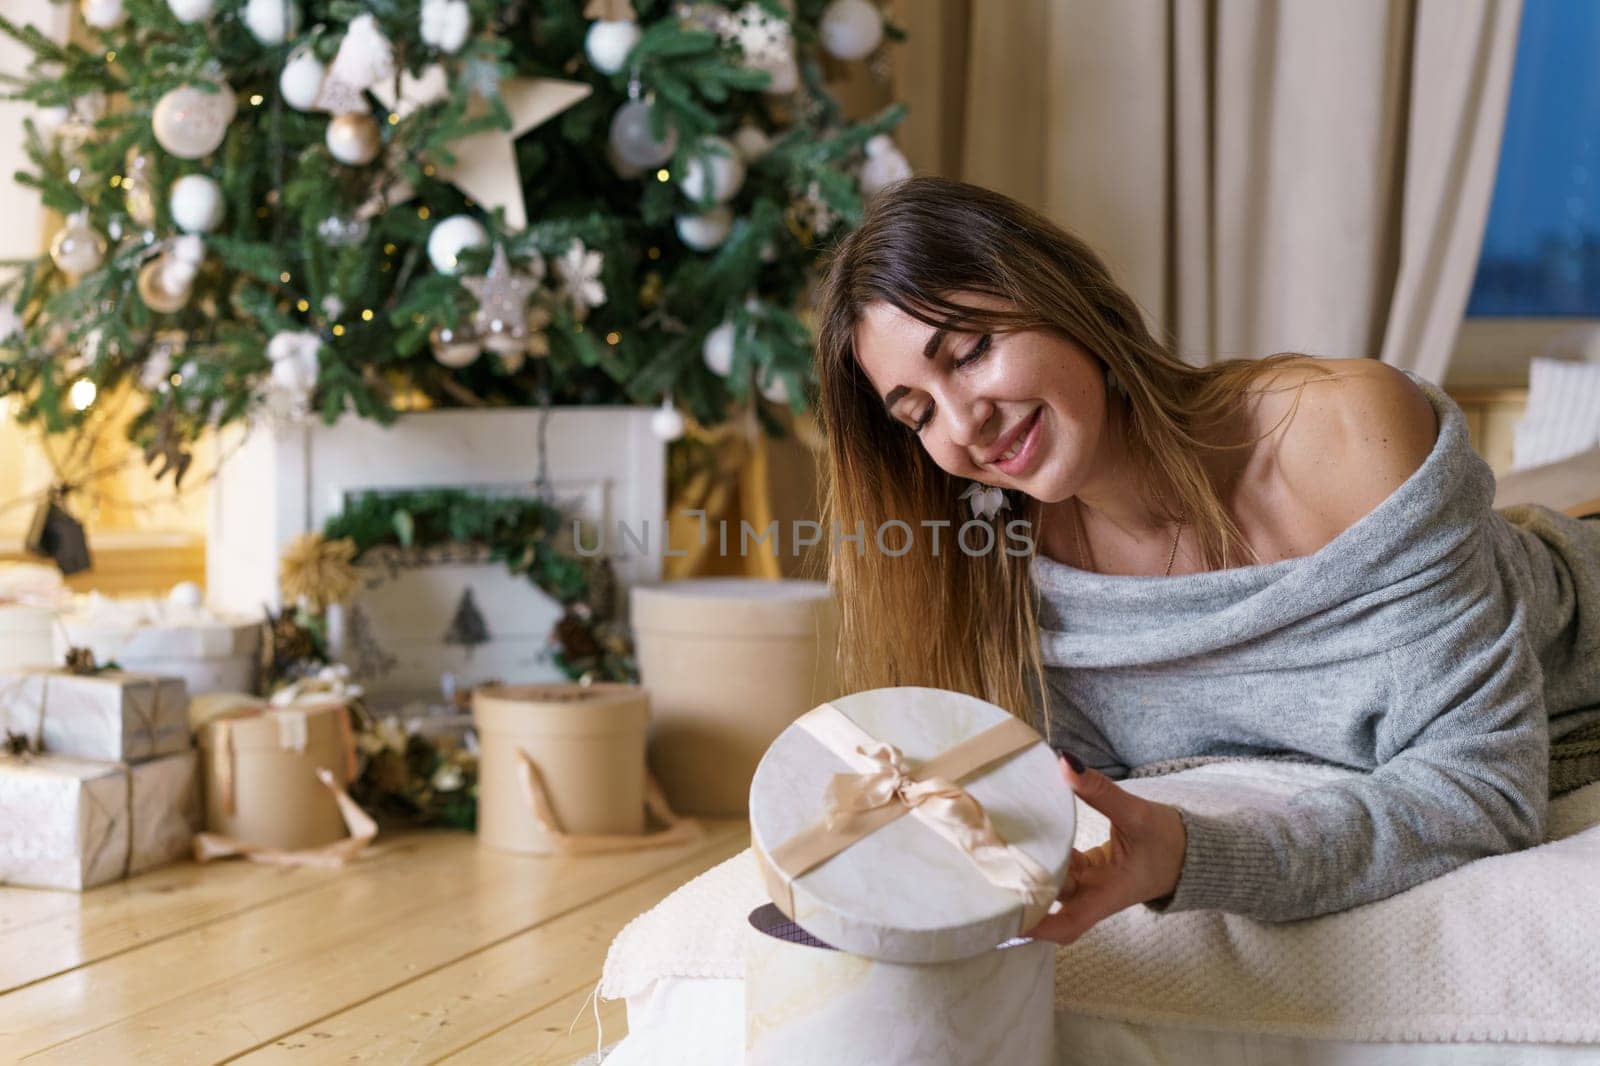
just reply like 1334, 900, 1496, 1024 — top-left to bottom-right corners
553, 239, 607, 321
719, 2, 792, 65
791, 181, 840, 238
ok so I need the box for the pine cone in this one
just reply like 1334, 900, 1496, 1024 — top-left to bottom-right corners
555, 610, 602, 662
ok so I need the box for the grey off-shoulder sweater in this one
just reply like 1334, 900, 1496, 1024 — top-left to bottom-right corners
1031, 370, 1600, 922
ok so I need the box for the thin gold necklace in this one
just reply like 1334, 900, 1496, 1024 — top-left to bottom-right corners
1071, 496, 1185, 577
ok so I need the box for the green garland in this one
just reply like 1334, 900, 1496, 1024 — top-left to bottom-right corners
321, 487, 636, 684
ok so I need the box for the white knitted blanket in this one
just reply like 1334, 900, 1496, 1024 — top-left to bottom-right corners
600, 762, 1600, 1043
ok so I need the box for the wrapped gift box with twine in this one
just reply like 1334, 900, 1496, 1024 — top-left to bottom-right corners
0, 668, 190, 763
744, 686, 1075, 1066
0, 750, 199, 891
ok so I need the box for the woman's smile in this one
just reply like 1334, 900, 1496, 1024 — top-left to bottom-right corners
989, 406, 1045, 477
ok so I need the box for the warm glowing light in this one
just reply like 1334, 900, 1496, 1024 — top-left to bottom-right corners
249, 93, 264, 106
69, 379, 97, 410
655, 169, 670, 182
332, 324, 346, 336
606, 332, 620, 345
417, 207, 431, 220
279, 271, 291, 283
360, 308, 374, 321
296, 299, 309, 312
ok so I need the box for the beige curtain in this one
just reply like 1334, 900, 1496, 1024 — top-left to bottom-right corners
892, 0, 1524, 383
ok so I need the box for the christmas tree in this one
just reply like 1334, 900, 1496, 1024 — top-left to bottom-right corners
0, 0, 910, 480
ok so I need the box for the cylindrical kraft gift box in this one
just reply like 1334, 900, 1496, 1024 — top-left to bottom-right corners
473, 683, 651, 854
744, 903, 1056, 1066
199, 702, 357, 851
631, 578, 839, 816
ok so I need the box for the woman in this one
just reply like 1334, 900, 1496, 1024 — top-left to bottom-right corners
811, 175, 1600, 945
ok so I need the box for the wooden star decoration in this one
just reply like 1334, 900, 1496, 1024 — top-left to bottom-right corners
462, 244, 540, 353
367, 77, 592, 231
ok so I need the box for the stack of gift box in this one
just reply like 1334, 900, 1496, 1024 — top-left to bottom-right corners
0, 667, 200, 890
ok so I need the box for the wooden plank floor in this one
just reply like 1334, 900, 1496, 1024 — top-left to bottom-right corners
0, 820, 750, 1065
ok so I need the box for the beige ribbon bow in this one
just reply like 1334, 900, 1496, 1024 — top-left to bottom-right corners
823, 736, 1059, 920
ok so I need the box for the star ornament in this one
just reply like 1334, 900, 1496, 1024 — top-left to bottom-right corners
462, 244, 540, 355
368, 77, 592, 231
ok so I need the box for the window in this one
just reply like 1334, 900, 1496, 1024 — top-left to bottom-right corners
1466, 0, 1600, 317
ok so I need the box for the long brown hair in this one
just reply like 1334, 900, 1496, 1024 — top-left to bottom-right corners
811, 176, 1328, 729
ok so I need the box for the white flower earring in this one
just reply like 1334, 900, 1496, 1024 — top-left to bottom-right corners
961, 481, 1008, 520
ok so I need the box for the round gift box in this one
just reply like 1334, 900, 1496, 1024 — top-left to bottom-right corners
744, 903, 1055, 1066
749, 686, 1074, 964
472, 682, 651, 854
630, 578, 839, 817
198, 702, 355, 852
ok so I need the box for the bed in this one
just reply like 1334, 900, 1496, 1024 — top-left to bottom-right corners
588, 761, 1600, 1065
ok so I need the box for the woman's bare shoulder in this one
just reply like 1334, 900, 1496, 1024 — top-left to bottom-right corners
1240, 356, 1440, 541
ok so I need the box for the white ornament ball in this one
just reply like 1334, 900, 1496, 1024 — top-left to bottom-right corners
675, 206, 733, 252
758, 50, 800, 95
586, 20, 642, 75
169, 174, 225, 233
166, 0, 214, 23
81, 0, 126, 29
49, 215, 105, 275
681, 136, 746, 205
243, 0, 298, 44
167, 580, 203, 608
731, 123, 772, 162
758, 367, 791, 405
325, 112, 382, 166
819, 0, 884, 60
650, 399, 685, 441
152, 84, 236, 159
426, 215, 489, 274
859, 134, 912, 197
279, 50, 325, 112
34, 106, 70, 139
429, 326, 481, 369
608, 98, 678, 169
702, 320, 736, 377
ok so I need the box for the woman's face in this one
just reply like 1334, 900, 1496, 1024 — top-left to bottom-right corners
851, 293, 1108, 504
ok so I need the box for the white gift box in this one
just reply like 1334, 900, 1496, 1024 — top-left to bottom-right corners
54, 597, 261, 697
0, 669, 190, 762
0, 750, 199, 890
744, 903, 1056, 1066
744, 686, 1074, 1066
0, 561, 68, 671
0, 604, 56, 671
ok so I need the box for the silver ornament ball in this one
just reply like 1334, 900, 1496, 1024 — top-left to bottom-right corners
49, 215, 106, 275
608, 99, 678, 169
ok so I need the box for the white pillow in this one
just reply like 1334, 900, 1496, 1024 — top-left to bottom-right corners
1513, 357, 1600, 469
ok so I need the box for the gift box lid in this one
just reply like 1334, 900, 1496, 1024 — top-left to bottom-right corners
748, 686, 1073, 964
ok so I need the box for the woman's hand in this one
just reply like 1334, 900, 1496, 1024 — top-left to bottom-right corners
1023, 752, 1188, 945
